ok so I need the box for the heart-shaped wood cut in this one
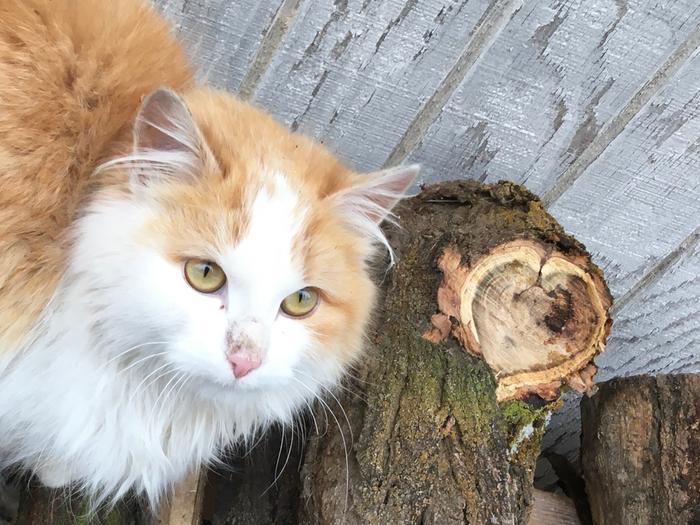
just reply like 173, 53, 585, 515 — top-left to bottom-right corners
424, 239, 612, 401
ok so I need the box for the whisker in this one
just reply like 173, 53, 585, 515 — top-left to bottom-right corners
97, 341, 168, 371
297, 372, 355, 445
119, 351, 170, 374
291, 377, 350, 515
128, 362, 173, 404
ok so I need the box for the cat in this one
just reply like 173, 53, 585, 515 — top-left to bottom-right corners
0, 0, 417, 507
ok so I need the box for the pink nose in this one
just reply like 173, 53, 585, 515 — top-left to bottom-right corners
227, 353, 261, 378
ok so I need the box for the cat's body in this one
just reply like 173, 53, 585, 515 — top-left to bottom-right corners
0, 0, 416, 505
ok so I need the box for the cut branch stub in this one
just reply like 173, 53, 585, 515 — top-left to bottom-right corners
425, 239, 611, 401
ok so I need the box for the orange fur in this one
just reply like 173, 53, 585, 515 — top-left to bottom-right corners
0, 0, 192, 348
141, 90, 377, 368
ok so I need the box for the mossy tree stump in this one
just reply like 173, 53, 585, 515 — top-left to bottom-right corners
293, 180, 612, 524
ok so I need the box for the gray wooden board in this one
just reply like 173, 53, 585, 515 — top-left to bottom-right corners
405, 0, 700, 195
156, 0, 286, 92
541, 240, 700, 467
549, 49, 700, 298
250, 0, 496, 171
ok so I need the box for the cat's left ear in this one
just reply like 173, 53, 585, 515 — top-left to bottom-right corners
130, 88, 213, 186
336, 164, 420, 225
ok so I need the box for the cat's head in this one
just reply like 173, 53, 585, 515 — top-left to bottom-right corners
82, 88, 417, 428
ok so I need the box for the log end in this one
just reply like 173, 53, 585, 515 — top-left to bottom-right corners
425, 239, 612, 401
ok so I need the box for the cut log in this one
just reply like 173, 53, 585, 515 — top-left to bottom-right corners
581, 374, 700, 525
293, 180, 612, 524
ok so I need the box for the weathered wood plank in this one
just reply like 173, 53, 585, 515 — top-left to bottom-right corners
548, 51, 700, 297
405, 0, 700, 195
541, 238, 700, 466
157, 470, 206, 525
250, 0, 500, 171
155, 0, 288, 91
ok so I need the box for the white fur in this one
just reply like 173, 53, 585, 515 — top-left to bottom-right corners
0, 174, 341, 507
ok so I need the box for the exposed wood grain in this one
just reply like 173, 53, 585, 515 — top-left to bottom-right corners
549, 50, 700, 297
541, 240, 700, 466
405, 0, 700, 195
158, 470, 206, 525
250, 0, 500, 171
527, 489, 581, 525
155, 0, 288, 91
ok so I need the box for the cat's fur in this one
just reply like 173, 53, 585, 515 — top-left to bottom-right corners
0, 0, 417, 506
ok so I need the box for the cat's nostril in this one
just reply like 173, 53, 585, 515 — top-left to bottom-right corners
227, 353, 260, 378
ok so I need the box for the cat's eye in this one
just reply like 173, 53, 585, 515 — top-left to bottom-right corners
184, 260, 226, 293
280, 288, 319, 318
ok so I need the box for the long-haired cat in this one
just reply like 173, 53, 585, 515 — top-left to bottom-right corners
0, 0, 417, 506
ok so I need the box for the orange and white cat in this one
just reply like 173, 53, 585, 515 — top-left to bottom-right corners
0, 0, 417, 506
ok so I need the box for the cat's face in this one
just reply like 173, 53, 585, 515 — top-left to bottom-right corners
85, 89, 416, 423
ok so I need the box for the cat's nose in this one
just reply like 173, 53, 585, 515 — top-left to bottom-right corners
228, 353, 260, 378
226, 339, 261, 378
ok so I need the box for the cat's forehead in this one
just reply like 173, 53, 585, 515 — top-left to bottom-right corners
221, 172, 306, 284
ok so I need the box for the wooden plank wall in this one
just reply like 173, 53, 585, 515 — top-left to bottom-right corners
154, 0, 700, 467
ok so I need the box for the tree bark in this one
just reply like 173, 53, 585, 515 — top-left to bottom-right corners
581, 374, 700, 525
293, 180, 612, 524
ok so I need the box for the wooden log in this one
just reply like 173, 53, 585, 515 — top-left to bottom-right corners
293, 180, 611, 524
581, 374, 700, 525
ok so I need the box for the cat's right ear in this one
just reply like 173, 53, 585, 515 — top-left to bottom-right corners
130, 88, 212, 187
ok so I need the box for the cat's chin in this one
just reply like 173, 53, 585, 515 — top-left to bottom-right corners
189, 370, 300, 398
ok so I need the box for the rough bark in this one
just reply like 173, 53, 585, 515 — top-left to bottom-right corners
293, 180, 612, 524
581, 374, 700, 525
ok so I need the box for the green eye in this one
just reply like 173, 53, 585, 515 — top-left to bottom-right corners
280, 288, 319, 318
184, 260, 226, 293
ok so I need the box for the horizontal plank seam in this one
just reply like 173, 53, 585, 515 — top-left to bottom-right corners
383, 0, 524, 167
238, 0, 304, 99
541, 26, 700, 207
611, 226, 700, 315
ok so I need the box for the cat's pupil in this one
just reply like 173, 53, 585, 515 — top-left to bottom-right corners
202, 264, 210, 278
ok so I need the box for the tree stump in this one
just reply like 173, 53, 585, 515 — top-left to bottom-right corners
581, 374, 700, 525
294, 180, 612, 524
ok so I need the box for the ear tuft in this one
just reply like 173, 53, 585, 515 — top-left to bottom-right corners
333, 164, 419, 264
96, 88, 209, 186
339, 164, 419, 224
134, 89, 197, 154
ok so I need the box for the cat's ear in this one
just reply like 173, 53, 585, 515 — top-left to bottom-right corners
336, 164, 419, 225
130, 88, 212, 186
331, 164, 419, 261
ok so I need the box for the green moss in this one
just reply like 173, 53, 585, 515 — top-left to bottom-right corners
501, 399, 561, 465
